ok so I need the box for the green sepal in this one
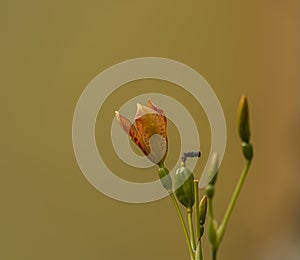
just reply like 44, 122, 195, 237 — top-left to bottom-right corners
242, 142, 253, 161
205, 184, 214, 199
158, 167, 172, 191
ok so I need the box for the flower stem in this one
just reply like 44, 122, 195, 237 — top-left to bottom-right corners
194, 180, 200, 240
195, 239, 203, 260
217, 160, 252, 246
194, 180, 203, 260
169, 192, 194, 260
187, 207, 196, 251
208, 196, 214, 219
211, 248, 217, 260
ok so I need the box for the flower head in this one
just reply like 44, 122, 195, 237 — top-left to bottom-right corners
115, 99, 168, 166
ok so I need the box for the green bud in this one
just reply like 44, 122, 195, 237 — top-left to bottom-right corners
199, 195, 208, 225
207, 152, 219, 185
242, 142, 253, 161
208, 220, 218, 248
158, 167, 172, 191
205, 184, 214, 199
174, 166, 195, 208
238, 95, 250, 143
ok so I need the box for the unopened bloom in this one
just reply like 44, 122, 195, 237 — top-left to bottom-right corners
199, 195, 207, 225
174, 165, 195, 208
115, 99, 168, 166
237, 95, 253, 161
238, 95, 250, 143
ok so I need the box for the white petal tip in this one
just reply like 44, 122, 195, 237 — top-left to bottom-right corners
135, 102, 157, 119
114, 111, 120, 120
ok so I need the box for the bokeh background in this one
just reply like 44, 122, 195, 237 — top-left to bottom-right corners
1, 0, 299, 259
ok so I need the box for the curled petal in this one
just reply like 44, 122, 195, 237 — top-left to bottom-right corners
134, 103, 157, 120
147, 134, 167, 164
146, 99, 165, 116
115, 111, 150, 156
115, 111, 132, 134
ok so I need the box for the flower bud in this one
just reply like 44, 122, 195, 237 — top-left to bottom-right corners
238, 95, 250, 143
207, 152, 219, 186
174, 166, 195, 208
199, 195, 208, 225
115, 99, 168, 166
158, 167, 172, 191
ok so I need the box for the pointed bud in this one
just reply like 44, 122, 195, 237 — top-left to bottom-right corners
207, 152, 219, 186
199, 195, 208, 225
174, 166, 195, 208
238, 95, 250, 143
158, 167, 172, 191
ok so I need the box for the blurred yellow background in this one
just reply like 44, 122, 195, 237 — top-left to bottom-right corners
1, 0, 299, 259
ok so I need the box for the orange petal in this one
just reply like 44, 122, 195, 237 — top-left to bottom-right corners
115, 111, 132, 134
134, 103, 168, 164
115, 111, 150, 156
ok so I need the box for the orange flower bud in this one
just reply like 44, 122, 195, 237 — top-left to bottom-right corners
115, 99, 168, 166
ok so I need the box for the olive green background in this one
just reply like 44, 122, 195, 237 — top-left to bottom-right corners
1, 1, 299, 259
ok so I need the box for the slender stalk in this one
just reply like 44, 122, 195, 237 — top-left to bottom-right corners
187, 207, 196, 251
169, 192, 194, 260
207, 187, 216, 259
194, 180, 200, 240
211, 248, 217, 260
217, 160, 252, 246
195, 239, 203, 260
194, 180, 203, 260
208, 196, 214, 219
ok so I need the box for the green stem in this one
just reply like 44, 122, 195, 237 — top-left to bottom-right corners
169, 192, 194, 260
211, 248, 217, 260
207, 187, 216, 259
195, 239, 203, 260
208, 196, 214, 219
195, 238, 203, 260
217, 160, 252, 246
194, 180, 203, 260
187, 207, 196, 251
194, 180, 200, 240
